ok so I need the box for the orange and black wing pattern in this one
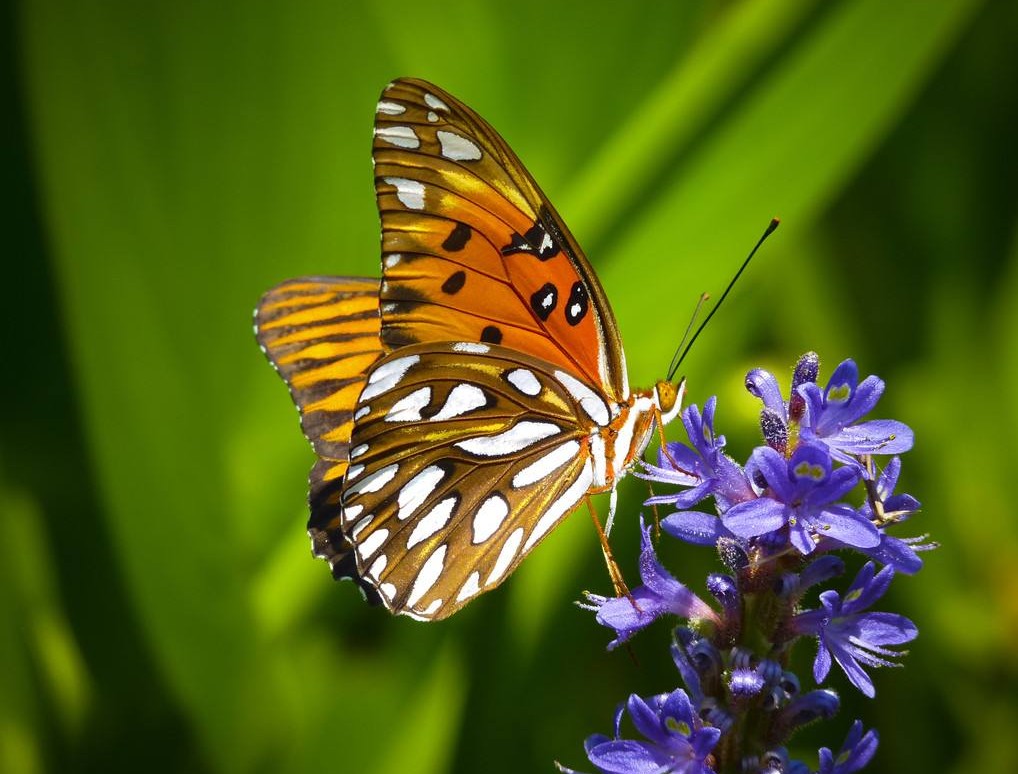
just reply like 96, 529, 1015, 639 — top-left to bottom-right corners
254, 277, 381, 481
373, 78, 630, 403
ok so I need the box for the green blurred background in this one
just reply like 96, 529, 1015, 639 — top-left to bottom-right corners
4, 0, 1016, 771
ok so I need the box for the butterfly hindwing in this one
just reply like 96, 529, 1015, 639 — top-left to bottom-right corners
255, 277, 382, 478
308, 341, 612, 620
373, 78, 629, 403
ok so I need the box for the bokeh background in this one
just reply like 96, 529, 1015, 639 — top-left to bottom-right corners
4, 0, 1016, 772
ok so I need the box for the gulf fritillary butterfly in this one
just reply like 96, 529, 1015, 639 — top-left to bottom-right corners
255, 78, 684, 621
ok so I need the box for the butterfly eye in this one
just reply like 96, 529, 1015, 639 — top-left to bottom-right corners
655, 379, 685, 423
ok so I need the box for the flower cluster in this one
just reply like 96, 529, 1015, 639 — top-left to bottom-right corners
565, 354, 931, 774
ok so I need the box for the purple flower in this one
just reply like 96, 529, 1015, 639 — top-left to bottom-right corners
640, 398, 754, 512
588, 519, 718, 649
583, 689, 720, 774
722, 444, 879, 555
845, 456, 929, 574
817, 721, 879, 774
798, 360, 913, 469
792, 563, 918, 697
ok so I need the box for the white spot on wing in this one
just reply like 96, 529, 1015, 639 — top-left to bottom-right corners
452, 342, 489, 354
407, 497, 457, 549
383, 176, 425, 210
512, 439, 580, 488
380, 582, 396, 601
346, 463, 398, 496
427, 110, 439, 123
455, 421, 559, 457
361, 355, 420, 401
355, 405, 371, 421
384, 254, 401, 268
472, 495, 509, 544
367, 554, 387, 580
419, 599, 442, 617
523, 461, 594, 552
430, 383, 487, 421
407, 544, 447, 607
356, 528, 389, 562
553, 370, 611, 426
385, 386, 432, 422
456, 571, 481, 602
375, 125, 420, 149
351, 513, 373, 539
506, 368, 541, 396
377, 100, 406, 115
424, 92, 450, 112
346, 464, 365, 481
350, 444, 369, 459
398, 465, 447, 521
342, 504, 363, 524
486, 527, 524, 586
436, 130, 482, 161
612, 403, 644, 478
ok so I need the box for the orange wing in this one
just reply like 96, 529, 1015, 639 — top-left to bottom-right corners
254, 277, 382, 481
373, 78, 630, 403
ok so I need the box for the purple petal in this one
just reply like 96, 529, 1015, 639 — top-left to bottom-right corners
652, 481, 715, 510
789, 521, 818, 554
810, 465, 860, 505
712, 455, 755, 509
860, 534, 923, 574
723, 497, 788, 539
584, 739, 665, 774
745, 368, 786, 417
876, 456, 901, 498
660, 688, 696, 730
746, 446, 795, 501
626, 694, 667, 745
828, 420, 914, 455
813, 640, 833, 683
662, 510, 735, 546
815, 505, 880, 549
854, 612, 918, 645
826, 638, 876, 697
845, 375, 884, 419
690, 726, 722, 761
843, 564, 893, 612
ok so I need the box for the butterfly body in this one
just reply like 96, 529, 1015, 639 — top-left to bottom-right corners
256, 79, 684, 620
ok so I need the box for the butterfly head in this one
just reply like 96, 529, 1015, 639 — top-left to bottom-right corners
654, 378, 686, 426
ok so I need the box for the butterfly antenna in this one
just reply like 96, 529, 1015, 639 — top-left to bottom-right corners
667, 218, 779, 382
667, 292, 711, 379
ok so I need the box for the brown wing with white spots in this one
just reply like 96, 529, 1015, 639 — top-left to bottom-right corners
255, 277, 382, 481
373, 78, 630, 403
307, 341, 611, 620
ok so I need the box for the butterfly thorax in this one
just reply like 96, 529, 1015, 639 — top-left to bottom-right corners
589, 378, 685, 494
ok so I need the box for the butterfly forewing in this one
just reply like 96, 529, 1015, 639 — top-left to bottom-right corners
308, 341, 609, 620
373, 79, 629, 403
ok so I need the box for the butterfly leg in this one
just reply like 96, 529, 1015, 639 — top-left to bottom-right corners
585, 495, 630, 599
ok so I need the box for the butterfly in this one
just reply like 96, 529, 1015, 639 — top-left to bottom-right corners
255, 78, 685, 621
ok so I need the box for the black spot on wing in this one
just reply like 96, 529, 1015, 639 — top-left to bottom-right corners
480, 326, 503, 344
441, 270, 467, 294
565, 281, 589, 326
500, 219, 560, 261
441, 222, 472, 252
530, 282, 558, 321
